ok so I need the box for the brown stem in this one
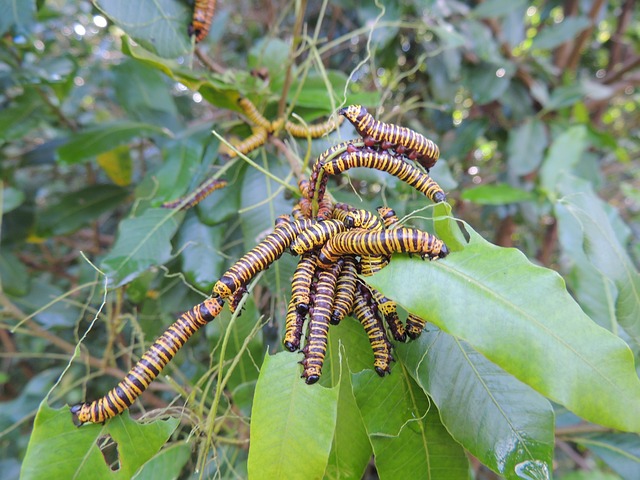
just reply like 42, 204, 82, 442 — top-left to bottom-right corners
194, 48, 226, 74
271, 137, 304, 184
537, 219, 558, 266
556, 440, 591, 470
608, 0, 635, 68
34, 86, 78, 132
565, 0, 606, 72
553, 0, 580, 70
494, 215, 515, 248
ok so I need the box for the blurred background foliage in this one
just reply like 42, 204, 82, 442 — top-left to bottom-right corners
1, 0, 639, 479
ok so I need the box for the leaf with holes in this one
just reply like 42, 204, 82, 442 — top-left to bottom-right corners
21, 403, 178, 480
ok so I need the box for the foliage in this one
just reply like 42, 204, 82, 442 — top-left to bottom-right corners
1, 0, 639, 479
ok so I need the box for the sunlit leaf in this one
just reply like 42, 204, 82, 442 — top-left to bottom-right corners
461, 183, 535, 205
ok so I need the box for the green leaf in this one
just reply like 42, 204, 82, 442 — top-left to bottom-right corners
398, 331, 554, 478
0, 0, 35, 36
507, 118, 548, 176
113, 59, 180, 130
35, 185, 129, 237
1, 185, 25, 214
56, 122, 171, 165
0, 248, 30, 296
367, 224, 640, 432
539, 125, 588, 192
94, 0, 192, 59
122, 39, 244, 112
101, 208, 182, 287
461, 183, 535, 205
325, 350, 372, 480
473, 0, 528, 19
556, 175, 640, 343
0, 93, 43, 142
133, 442, 191, 480
570, 433, 640, 479
532, 16, 591, 50
248, 352, 339, 480
351, 370, 469, 479
177, 213, 224, 291
463, 63, 513, 105
21, 403, 178, 480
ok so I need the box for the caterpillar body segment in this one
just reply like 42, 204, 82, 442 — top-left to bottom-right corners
316, 227, 449, 269
161, 178, 227, 210
301, 261, 342, 384
189, 0, 216, 43
330, 255, 358, 325
237, 97, 272, 130
283, 296, 306, 352
406, 313, 427, 339
291, 253, 318, 314
370, 288, 406, 342
338, 105, 439, 170
377, 206, 400, 228
322, 149, 446, 203
352, 283, 393, 376
285, 115, 344, 139
289, 219, 348, 255
213, 218, 314, 298
70, 297, 225, 426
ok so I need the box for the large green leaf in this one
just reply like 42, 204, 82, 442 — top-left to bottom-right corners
101, 208, 183, 287
367, 222, 640, 432
398, 330, 554, 478
570, 433, 640, 479
556, 175, 640, 343
132, 442, 191, 480
56, 122, 171, 165
472, 0, 528, 18
94, 0, 192, 58
351, 369, 469, 479
248, 352, 339, 480
21, 403, 178, 480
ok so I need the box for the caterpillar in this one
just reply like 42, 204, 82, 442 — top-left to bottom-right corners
343, 208, 383, 231
237, 97, 273, 130
292, 180, 313, 220
161, 178, 227, 210
291, 253, 317, 314
330, 255, 358, 325
213, 217, 314, 298
338, 105, 440, 170
316, 195, 335, 221
352, 282, 393, 376
289, 219, 348, 255
222, 126, 269, 160
406, 313, 427, 339
301, 261, 342, 384
316, 227, 449, 269
370, 288, 406, 342
377, 206, 399, 228
322, 149, 446, 203
70, 297, 225, 426
285, 116, 344, 139
189, 0, 216, 43
307, 140, 364, 206
283, 296, 306, 352
358, 254, 390, 277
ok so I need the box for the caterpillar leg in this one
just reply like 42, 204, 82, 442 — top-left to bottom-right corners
70, 297, 224, 426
